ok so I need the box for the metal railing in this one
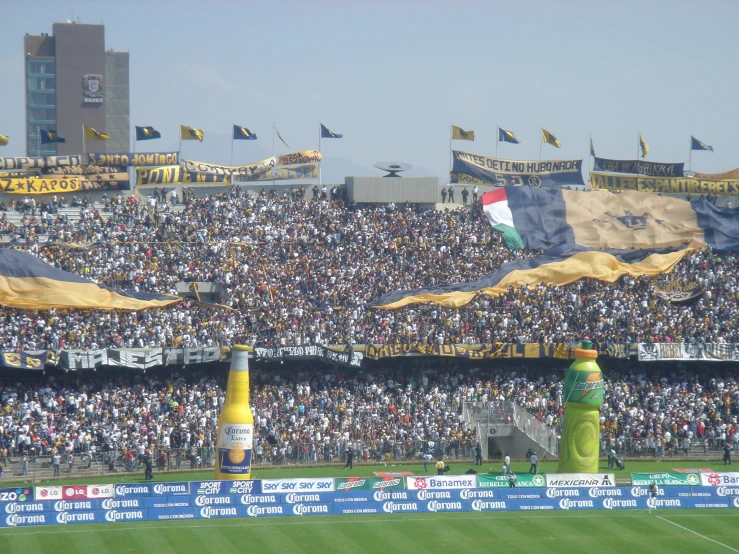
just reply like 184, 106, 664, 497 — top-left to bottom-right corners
463, 401, 558, 458
601, 436, 735, 459
0, 439, 482, 482
510, 403, 559, 458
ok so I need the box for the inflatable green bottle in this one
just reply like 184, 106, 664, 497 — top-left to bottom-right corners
558, 340, 604, 473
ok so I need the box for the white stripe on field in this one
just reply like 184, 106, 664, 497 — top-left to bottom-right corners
657, 515, 739, 553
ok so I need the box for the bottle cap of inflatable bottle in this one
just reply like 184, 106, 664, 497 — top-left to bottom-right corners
573, 339, 597, 359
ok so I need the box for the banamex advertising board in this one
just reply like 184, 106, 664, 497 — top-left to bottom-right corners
0, 475, 738, 527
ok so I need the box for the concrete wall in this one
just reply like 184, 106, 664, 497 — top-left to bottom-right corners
104, 51, 130, 153
346, 176, 438, 203
52, 23, 106, 157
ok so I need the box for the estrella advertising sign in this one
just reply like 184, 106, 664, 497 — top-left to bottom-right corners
631, 473, 701, 486
477, 473, 546, 488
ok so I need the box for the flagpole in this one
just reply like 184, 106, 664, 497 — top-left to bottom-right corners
637, 131, 640, 160
231, 126, 234, 166
688, 136, 692, 173
539, 128, 542, 161
448, 124, 453, 184
272, 123, 276, 186
319, 123, 322, 186
37, 126, 40, 158
81, 123, 86, 161
496, 126, 499, 158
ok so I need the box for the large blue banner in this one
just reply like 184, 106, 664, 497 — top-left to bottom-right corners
451, 150, 585, 187
1, 484, 737, 527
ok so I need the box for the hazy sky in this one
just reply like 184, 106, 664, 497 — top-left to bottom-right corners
2, 1, 737, 181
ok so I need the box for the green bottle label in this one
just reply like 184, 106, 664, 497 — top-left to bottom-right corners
563, 369, 604, 405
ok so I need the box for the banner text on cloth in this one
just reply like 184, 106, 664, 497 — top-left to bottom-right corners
363, 343, 617, 360
232, 164, 319, 182
451, 150, 585, 187
58, 347, 228, 370
593, 157, 684, 177
87, 152, 179, 167
591, 172, 739, 195
0, 155, 82, 170
638, 342, 739, 361
182, 150, 323, 177
253, 345, 362, 367
136, 166, 231, 186
0, 176, 128, 194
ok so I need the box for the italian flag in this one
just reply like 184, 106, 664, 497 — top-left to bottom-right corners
481, 189, 524, 249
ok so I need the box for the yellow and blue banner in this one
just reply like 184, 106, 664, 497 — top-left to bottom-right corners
0, 175, 129, 194
40, 130, 66, 144
452, 125, 475, 141
181, 151, 322, 177
233, 125, 257, 140
590, 171, 739, 195
541, 128, 560, 148
498, 128, 519, 144
691, 136, 713, 152
181, 125, 204, 142
135, 126, 161, 141
320, 124, 343, 139
481, 185, 739, 251
0, 248, 180, 311
136, 166, 231, 186
84, 126, 110, 141
639, 133, 649, 158
370, 243, 694, 309
451, 150, 584, 187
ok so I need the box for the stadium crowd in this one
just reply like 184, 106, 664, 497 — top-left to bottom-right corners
0, 187, 737, 471
0, 188, 737, 351
0, 364, 737, 470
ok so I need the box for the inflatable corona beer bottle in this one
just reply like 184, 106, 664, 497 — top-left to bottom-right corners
558, 340, 604, 474
215, 345, 254, 479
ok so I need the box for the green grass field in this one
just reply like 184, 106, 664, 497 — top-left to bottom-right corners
0, 511, 737, 554
0, 461, 737, 553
